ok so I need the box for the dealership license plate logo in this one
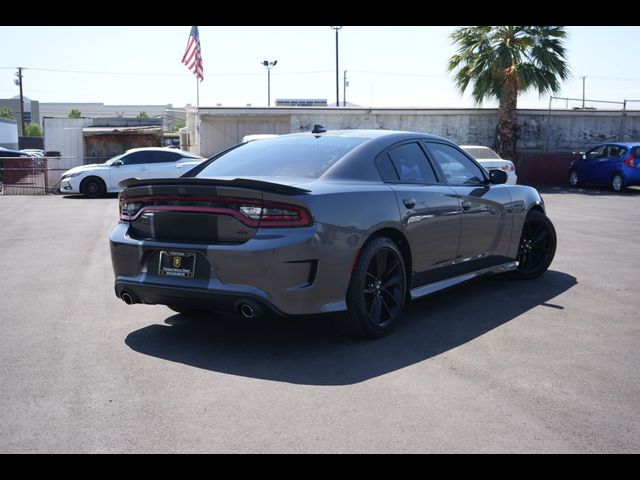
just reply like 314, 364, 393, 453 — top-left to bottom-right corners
159, 251, 196, 278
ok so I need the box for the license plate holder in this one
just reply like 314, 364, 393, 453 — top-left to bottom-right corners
158, 251, 196, 278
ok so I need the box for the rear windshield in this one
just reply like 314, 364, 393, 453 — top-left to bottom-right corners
197, 135, 368, 179
632, 146, 640, 157
461, 147, 501, 159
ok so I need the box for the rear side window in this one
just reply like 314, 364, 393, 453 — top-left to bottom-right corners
607, 146, 627, 158
387, 143, 438, 184
152, 151, 183, 163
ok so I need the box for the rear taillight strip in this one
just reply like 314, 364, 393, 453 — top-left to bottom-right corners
120, 196, 312, 228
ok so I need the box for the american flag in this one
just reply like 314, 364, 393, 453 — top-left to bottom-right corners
182, 26, 204, 81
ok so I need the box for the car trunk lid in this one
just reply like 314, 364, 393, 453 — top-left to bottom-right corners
119, 177, 312, 245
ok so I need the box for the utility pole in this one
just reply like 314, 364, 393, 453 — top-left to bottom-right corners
331, 26, 342, 107
582, 76, 586, 109
343, 70, 348, 107
15, 67, 25, 136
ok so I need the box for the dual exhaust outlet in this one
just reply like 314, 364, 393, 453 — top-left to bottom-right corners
119, 290, 262, 319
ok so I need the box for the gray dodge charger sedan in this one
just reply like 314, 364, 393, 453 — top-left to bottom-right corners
110, 129, 556, 338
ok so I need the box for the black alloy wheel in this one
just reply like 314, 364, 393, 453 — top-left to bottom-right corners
81, 177, 106, 197
341, 237, 407, 338
509, 210, 557, 280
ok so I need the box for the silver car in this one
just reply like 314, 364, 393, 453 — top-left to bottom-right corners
110, 130, 556, 338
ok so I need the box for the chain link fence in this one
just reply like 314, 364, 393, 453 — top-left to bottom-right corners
0, 156, 74, 195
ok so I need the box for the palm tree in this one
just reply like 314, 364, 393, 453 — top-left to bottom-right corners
448, 26, 570, 159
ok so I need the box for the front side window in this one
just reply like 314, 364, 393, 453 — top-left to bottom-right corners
426, 142, 485, 186
122, 151, 151, 165
586, 145, 607, 160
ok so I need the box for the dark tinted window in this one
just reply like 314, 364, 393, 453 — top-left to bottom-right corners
632, 146, 640, 157
426, 142, 485, 186
375, 154, 399, 182
122, 151, 152, 165
387, 143, 438, 184
197, 135, 367, 179
152, 151, 183, 163
606, 145, 626, 158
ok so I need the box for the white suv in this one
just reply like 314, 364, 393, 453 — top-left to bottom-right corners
59, 147, 204, 197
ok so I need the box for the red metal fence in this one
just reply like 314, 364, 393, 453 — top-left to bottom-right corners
514, 152, 576, 186
0, 157, 49, 195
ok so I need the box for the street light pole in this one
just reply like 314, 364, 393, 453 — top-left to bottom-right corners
261, 60, 278, 107
330, 26, 342, 107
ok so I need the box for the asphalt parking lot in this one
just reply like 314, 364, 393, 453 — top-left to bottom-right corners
1, 187, 639, 453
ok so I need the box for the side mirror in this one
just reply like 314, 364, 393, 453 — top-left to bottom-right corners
112, 160, 123, 167
489, 169, 508, 185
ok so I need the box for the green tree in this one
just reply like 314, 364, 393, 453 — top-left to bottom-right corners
137, 111, 149, 118
0, 106, 15, 119
171, 121, 185, 132
24, 122, 43, 137
448, 26, 570, 159
68, 109, 82, 119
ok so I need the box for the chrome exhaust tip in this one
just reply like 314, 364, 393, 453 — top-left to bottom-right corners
240, 303, 256, 319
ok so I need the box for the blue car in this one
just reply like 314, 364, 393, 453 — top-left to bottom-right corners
569, 142, 640, 192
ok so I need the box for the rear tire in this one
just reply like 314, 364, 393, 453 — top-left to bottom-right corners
338, 237, 407, 338
508, 210, 557, 280
569, 169, 580, 187
612, 173, 626, 193
80, 176, 106, 197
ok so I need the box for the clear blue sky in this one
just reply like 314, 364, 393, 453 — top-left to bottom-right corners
1, 26, 639, 110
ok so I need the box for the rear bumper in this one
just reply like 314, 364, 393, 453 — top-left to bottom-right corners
110, 222, 358, 316
114, 280, 285, 315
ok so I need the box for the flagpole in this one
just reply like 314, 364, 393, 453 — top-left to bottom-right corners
196, 78, 200, 156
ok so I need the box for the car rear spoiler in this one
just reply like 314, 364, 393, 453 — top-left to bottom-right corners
118, 177, 311, 195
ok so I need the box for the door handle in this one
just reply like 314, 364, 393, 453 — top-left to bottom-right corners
461, 200, 472, 211
403, 198, 416, 209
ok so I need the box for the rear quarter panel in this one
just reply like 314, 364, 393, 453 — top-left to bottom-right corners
263, 182, 402, 303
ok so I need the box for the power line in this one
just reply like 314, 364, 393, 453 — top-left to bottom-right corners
0, 66, 331, 77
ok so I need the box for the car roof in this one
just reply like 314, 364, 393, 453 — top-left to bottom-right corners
0, 148, 30, 156
609, 142, 640, 147
124, 146, 200, 157
281, 129, 450, 142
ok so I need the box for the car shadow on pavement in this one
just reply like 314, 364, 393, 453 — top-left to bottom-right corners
62, 193, 119, 199
125, 270, 576, 386
537, 185, 640, 196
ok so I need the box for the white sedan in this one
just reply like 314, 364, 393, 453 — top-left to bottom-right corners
59, 147, 204, 197
460, 145, 518, 185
